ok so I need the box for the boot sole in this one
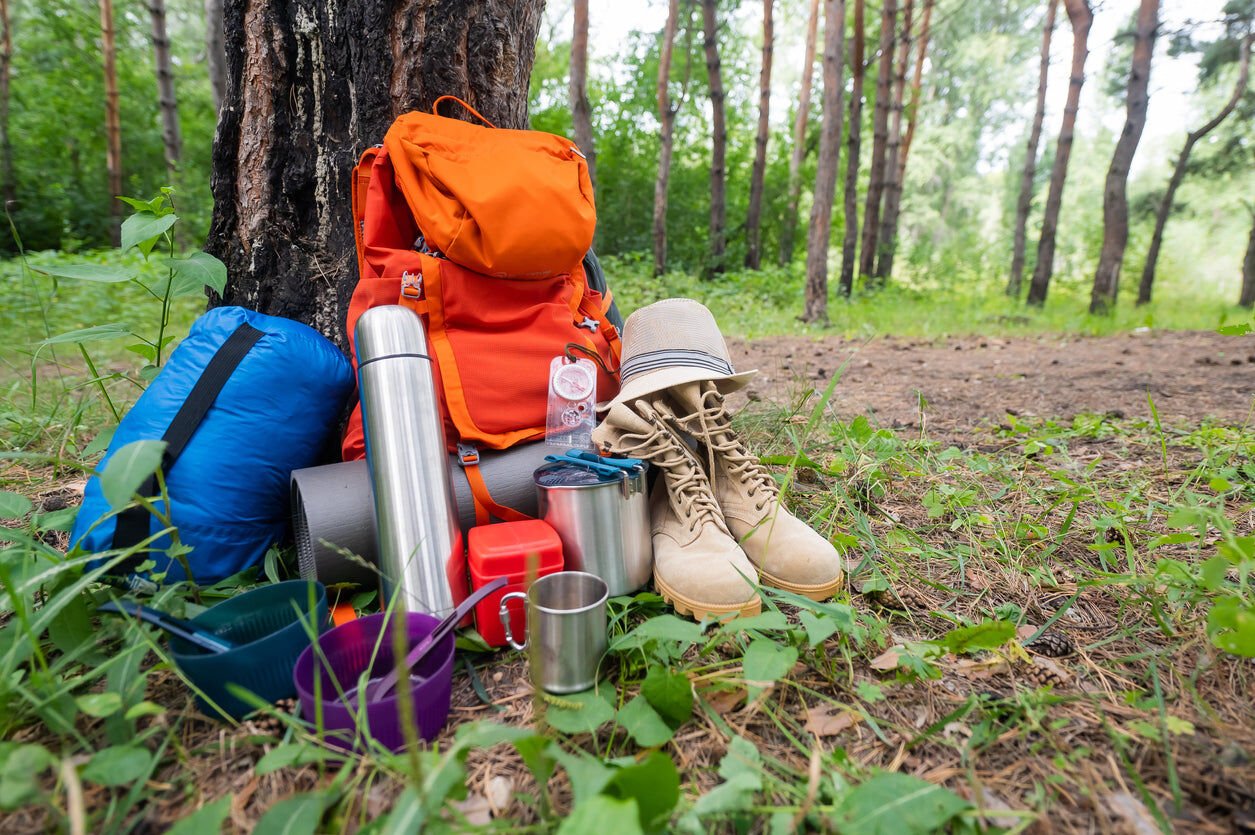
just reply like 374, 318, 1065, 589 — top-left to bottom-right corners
757, 568, 844, 602
654, 571, 761, 621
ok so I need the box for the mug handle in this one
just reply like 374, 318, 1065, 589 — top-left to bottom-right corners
499, 592, 528, 651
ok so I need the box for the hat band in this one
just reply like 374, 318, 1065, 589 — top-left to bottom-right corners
620, 349, 735, 384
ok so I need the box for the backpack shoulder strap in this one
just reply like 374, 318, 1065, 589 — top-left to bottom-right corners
352, 146, 382, 281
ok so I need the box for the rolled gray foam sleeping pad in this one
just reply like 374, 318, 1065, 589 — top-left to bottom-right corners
292, 442, 556, 587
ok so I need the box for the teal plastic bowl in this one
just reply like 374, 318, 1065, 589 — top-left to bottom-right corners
169, 580, 329, 720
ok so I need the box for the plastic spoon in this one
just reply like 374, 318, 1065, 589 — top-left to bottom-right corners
358, 577, 510, 704
98, 600, 237, 654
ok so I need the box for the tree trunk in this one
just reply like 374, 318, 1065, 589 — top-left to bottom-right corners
802, 0, 846, 324
873, 0, 919, 280
744, 0, 773, 270
653, 0, 682, 278
149, 0, 182, 178
100, 0, 122, 245
1026, 0, 1092, 307
1089, 0, 1159, 315
838, 0, 864, 297
858, 0, 895, 280
0, 0, 14, 209
1008, 0, 1059, 297
701, 0, 727, 276
204, 0, 226, 112
1138, 34, 1251, 305
570, 0, 596, 188
896, 0, 932, 182
207, 0, 544, 340
1241, 212, 1255, 308
779, 0, 820, 266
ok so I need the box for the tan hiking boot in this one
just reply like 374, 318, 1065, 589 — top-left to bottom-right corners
662, 382, 844, 601
593, 400, 761, 620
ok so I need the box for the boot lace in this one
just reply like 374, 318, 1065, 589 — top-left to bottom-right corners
675, 385, 779, 512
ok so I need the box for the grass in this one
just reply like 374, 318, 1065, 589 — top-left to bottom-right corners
1, 251, 1253, 832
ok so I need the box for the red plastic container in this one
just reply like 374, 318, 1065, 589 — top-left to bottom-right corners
468, 520, 564, 647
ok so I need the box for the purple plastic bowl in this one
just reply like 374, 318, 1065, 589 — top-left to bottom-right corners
292, 611, 454, 753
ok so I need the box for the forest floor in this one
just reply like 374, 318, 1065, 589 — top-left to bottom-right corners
3, 328, 1254, 833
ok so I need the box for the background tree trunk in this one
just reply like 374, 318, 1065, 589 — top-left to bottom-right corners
779, 0, 820, 266
896, 0, 932, 182
1137, 34, 1250, 305
802, 0, 846, 324
744, 0, 773, 270
859, 0, 895, 280
570, 0, 596, 188
1241, 211, 1255, 308
149, 0, 182, 179
1008, 0, 1059, 297
838, 0, 864, 297
652, 0, 682, 277
0, 0, 14, 209
874, 0, 921, 280
100, 0, 122, 246
207, 0, 544, 340
1026, 0, 1092, 307
1089, 0, 1159, 315
204, 0, 226, 112
701, 0, 727, 276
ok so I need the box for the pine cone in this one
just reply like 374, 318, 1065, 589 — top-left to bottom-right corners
1018, 659, 1067, 690
1024, 630, 1075, 658
241, 697, 298, 738
863, 585, 931, 612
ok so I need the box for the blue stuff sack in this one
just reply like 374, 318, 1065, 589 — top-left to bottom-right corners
71, 306, 354, 585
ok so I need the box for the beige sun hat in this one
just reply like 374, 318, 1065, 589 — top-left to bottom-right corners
602, 298, 756, 411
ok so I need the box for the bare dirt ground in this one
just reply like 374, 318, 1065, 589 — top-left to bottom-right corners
727, 330, 1255, 436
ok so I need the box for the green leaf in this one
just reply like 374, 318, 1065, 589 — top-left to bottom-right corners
32, 263, 135, 283
0, 743, 54, 809
121, 211, 178, 253
856, 681, 886, 703
544, 688, 616, 734
641, 666, 693, 726
718, 611, 791, 634
617, 695, 675, 747
832, 772, 970, 834
604, 751, 681, 833
81, 745, 153, 786
76, 692, 123, 718
83, 427, 117, 458
165, 252, 228, 296
0, 491, 32, 520
934, 619, 1016, 655
38, 323, 132, 348
691, 739, 764, 818
98, 440, 167, 511
255, 744, 338, 775
124, 701, 166, 721
33, 506, 78, 533
611, 615, 705, 651
558, 795, 644, 835
799, 610, 839, 646
742, 638, 798, 698
254, 791, 327, 835
1200, 557, 1231, 591
549, 745, 614, 806
167, 796, 232, 835
1207, 597, 1255, 657
1217, 322, 1253, 336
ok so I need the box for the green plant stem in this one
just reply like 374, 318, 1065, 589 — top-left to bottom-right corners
77, 345, 120, 423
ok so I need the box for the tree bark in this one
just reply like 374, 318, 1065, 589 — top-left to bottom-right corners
701, 0, 727, 276
1089, 0, 1160, 315
779, 0, 820, 266
838, 0, 864, 297
207, 0, 544, 340
802, 0, 846, 324
1008, 0, 1059, 298
204, 0, 227, 112
1137, 34, 1251, 305
858, 0, 895, 280
570, 0, 596, 188
1026, 0, 1092, 307
874, 0, 919, 280
652, 0, 682, 277
0, 0, 14, 209
896, 0, 932, 182
744, 0, 774, 270
149, 0, 182, 178
1241, 211, 1255, 308
100, 0, 122, 245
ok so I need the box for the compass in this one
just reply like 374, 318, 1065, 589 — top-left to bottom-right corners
552, 362, 595, 401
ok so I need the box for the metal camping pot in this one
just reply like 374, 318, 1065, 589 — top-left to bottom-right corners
355, 305, 465, 617
534, 458, 651, 596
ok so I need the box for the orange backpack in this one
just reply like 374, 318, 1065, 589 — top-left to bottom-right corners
343, 97, 622, 524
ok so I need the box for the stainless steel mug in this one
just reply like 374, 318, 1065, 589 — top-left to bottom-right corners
499, 571, 609, 694
534, 461, 651, 596
355, 305, 465, 617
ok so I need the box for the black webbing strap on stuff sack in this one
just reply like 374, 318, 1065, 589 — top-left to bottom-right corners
110, 322, 265, 570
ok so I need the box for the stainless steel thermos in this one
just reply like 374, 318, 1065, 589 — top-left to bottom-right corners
354, 305, 465, 617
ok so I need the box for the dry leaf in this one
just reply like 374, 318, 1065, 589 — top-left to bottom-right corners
485, 775, 513, 815
1104, 792, 1159, 835
1016, 624, 1038, 642
951, 657, 1010, 680
452, 794, 493, 826
869, 647, 903, 672
703, 687, 747, 714
803, 704, 862, 737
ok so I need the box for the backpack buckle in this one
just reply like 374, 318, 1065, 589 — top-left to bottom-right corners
457, 444, 480, 467
401, 271, 423, 299
578, 317, 599, 332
